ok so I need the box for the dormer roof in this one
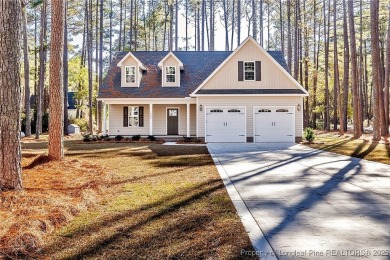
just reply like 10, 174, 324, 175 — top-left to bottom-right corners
116, 52, 147, 70
158, 51, 184, 70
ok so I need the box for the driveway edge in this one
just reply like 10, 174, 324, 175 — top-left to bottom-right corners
207, 145, 278, 260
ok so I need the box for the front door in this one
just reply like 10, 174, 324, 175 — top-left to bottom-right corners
167, 108, 179, 135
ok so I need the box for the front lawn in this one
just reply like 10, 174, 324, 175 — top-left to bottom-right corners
304, 131, 390, 164
0, 137, 254, 259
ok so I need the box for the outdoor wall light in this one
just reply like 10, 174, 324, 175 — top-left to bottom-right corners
199, 104, 203, 111
297, 104, 301, 111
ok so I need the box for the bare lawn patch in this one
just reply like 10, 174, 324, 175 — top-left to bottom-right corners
0, 137, 254, 259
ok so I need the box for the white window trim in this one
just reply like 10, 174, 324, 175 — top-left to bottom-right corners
244, 61, 255, 81
128, 106, 139, 127
165, 66, 176, 83
125, 66, 136, 84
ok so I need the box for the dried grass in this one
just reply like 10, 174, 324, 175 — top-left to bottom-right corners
0, 153, 109, 258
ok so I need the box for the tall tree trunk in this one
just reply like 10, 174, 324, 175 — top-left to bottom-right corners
63, 1, 69, 136
22, 2, 31, 137
279, 0, 284, 54
48, 0, 65, 161
293, 1, 299, 79
210, 0, 215, 50
130, 0, 133, 50
87, 0, 93, 133
34, 9, 37, 107
169, 2, 173, 51
252, 0, 257, 40
201, 0, 205, 51
259, 0, 263, 46
230, 0, 235, 50
303, 1, 309, 128
333, 0, 340, 131
385, 3, 390, 134
341, 0, 349, 133
237, 0, 241, 46
175, 0, 178, 50
185, 0, 188, 50
98, 0, 103, 133
134, 0, 138, 50
0, 0, 23, 190
109, 0, 113, 62
348, 0, 362, 138
287, 0, 292, 70
222, 0, 229, 51
371, 0, 381, 141
324, 0, 330, 131
36, 0, 47, 138
312, 0, 318, 129
196, 2, 200, 51
123, 0, 127, 48
119, 0, 123, 51
359, 0, 365, 133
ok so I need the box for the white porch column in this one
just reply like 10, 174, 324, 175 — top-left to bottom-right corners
103, 102, 107, 135
149, 103, 153, 135
186, 103, 190, 137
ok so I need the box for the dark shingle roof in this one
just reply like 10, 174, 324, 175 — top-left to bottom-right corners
99, 51, 290, 99
195, 89, 306, 95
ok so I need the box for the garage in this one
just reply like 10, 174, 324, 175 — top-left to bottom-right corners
206, 107, 246, 142
254, 106, 295, 142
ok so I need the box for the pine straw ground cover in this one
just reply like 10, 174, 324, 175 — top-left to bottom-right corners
304, 131, 390, 164
0, 137, 255, 259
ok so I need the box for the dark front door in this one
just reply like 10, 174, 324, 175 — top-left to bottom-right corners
167, 109, 179, 135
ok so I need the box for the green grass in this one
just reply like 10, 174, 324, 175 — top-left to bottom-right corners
304, 131, 390, 164
19, 137, 255, 259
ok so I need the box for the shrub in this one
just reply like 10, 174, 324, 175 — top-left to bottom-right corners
132, 134, 141, 141
114, 135, 124, 141
69, 117, 88, 132
147, 135, 156, 141
83, 135, 93, 142
303, 127, 315, 143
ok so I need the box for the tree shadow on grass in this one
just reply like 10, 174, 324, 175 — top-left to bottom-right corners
350, 142, 378, 159
41, 178, 252, 259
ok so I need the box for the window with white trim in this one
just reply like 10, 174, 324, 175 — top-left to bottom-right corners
125, 66, 136, 83
244, 62, 255, 81
166, 66, 176, 83
128, 106, 139, 126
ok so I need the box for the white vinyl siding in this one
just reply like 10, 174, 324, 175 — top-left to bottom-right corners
201, 40, 301, 90
108, 104, 196, 136
162, 56, 180, 87
121, 57, 139, 87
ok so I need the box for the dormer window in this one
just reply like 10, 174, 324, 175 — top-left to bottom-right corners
125, 66, 136, 83
166, 66, 176, 83
244, 62, 255, 81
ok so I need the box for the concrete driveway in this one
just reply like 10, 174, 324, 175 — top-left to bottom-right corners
207, 143, 390, 260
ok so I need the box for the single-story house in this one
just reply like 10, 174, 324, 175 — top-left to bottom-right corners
98, 36, 309, 143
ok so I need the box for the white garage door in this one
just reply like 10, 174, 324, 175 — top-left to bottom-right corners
206, 107, 246, 142
254, 107, 295, 142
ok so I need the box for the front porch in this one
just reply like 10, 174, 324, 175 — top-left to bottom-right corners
101, 99, 197, 137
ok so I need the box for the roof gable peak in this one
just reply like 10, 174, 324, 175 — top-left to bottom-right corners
116, 51, 147, 70
158, 51, 184, 70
